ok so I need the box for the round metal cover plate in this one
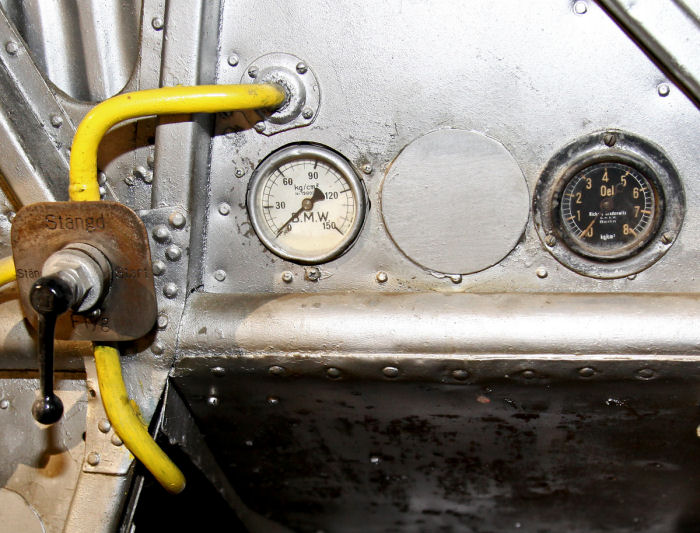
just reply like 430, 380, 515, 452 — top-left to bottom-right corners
381, 129, 529, 274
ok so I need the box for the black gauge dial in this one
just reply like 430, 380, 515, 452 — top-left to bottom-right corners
558, 162, 661, 260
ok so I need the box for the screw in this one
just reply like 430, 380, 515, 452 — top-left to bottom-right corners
658, 83, 670, 97
637, 368, 655, 380
376, 271, 388, 283
327, 367, 342, 379
362, 164, 373, 175
163, 283, 179, 299
382, 366, 399, 378
157, 315, 168, 329
573, 1, 587, 14
151, 17, 164, 30
253, 121, 266, 133
207, 396, 219, 407
211, 366, 226, 377
248, 66, 259, 78
151, 342, 165, 355
0, 399, 9, 409
305, 267, 321, 281
152, 225, 172, 243
235, 168, 245, 178
50, 114, 63, 128
536, 266, 548, 279
661, 232, 673, 244
302, 108, 314, 120
111, 434, 123, 446
87, 452, 101, 466
165, 245, 182, 261
214, 269, 227, 282
227, 53, 239, 67
98, 419, 111, 433
124, 175, 135, 186
218, 202, 231, 216
451, 369, 469, 381
268, 365, 285, 376
296, 61, 308, 74
267, 396, 280, 405
281, 271, 293, 283
603, 133, 617, 146
578, 367, 595, 378
545, 234, 556, 247
5, 41, 18, 55
169, 212, 186, 228
152, 260, 166, 276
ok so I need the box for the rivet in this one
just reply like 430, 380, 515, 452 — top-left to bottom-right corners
151, 342, 165, 355
207, 396, 219, 407
603, 133, 617, 147
376, 271, 388, 283
235, 168, 245, 178
50, 114, 63, 128
536, 266, 548, 279
578, 367, 595, 378
267, 396, 280, 405
661, 232, 673, 244
281, 271, 294, 283
227, 53, 239, 67
163, 283, 179, 299
0, 399, 9, 409
123, 175, 135, 186
248, 66, 259, 78
369, 455, 382, 465
151, 16, 164, 30
573, 1, 587, 14
305, 267, 321, 282
522, 370, 536, 379
362, 164, 373, 175
152, 260, 166, 276
87, 452, 101, 466
545, 234, 556, 247
157, 315, 168, 329
253, 121, 266, 133
382, 366, 399, 378
658, 83, 670, 97
169, 212, 186, 228
111, 434, 123, 446
296, 61, 308, 74
218, 202, 231, 216
451, 369, 469, 381
165, 245, 182, 261
302, 108, 314, 120
152, 225, 171, 243
326, 367, 342, 379
98, 419, 111, 433
268, 365, 285, 376
637, 368, 655, 380
211, 366, 226, 377
449, 274, 463, 284
5, 41, 18, 55
214, 269, 227, 282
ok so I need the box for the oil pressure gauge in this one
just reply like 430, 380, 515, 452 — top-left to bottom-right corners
534, 131, 685, 278
247, 144, 367, 264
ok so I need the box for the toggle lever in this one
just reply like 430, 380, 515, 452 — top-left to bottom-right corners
28, 243, 112, 425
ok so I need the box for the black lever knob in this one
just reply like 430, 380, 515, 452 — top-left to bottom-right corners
29, 275, 74, 425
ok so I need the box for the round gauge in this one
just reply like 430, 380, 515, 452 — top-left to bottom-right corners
557, 162, 662, 260
247, 144, 367, 264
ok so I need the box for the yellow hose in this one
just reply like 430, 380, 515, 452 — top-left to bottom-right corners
69, 84, 286, 202
0, 255, 16, 287
70, 84, 286, 493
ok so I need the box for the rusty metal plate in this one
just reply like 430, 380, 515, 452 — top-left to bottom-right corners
11, 201, 157, 341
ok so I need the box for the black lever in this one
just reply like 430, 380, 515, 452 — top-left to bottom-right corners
29, 275, 74, 425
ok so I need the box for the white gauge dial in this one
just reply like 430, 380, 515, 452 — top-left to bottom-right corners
247, 145, 367, 263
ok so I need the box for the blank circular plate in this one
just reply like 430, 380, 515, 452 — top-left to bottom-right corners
381, 129, 529, 274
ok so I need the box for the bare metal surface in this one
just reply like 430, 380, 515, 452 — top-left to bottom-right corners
63, 471, 132, 533
0, 488, 45, 533
381, 129, 529, 274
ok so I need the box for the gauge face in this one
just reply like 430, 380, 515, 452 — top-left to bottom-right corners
247, 145, 367, 264
557, 162, 661, 260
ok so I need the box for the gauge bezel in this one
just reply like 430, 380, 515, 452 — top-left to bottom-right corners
533, 131, 685, 279
247, 143, 367, 264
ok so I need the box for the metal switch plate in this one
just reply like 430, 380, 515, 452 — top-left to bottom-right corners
11, 201, 157, 341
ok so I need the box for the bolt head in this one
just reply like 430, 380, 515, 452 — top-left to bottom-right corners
302, 108, 314, 120
248, 66, 259, 78
326, 367, 342, 379
449, 274, 463, 284
5, 41, 18, 55
152, 225, 172, 243
157, 315, 168, 329
50, 114, 63, 128
382, 366, 399, 378
522, 370, 536, 379
305, 267, 321, 281
603, 133, 617, 147
235, 168, 245, 178
451, 369, 469, 381
268, 365, 285, 376
578, 367, 595, 378
165, 245, 182, 261
536, 266, 548, 279
218, 202, 231, 216
207, 396, 219, 407
163, 283, 179, 299
661, 232, 673, 244
637, 368, 655, 380
658, 83, 670, 97
281, 271, 294, 283
151, 17, 164, 30
151, 342, 165, 355
545, 234, 556, 247
87, 452, 101, 466
169, 212, 186, 228
214, 269, 227, 282
253, 121, 266, 133
376, 271, 388, 283
573, 1, 587, 14
227, 53, 239, 67
296, 61, 308, 74
152, 260, 166, 276
362, 164, 373, 175
124, 175, 135, 186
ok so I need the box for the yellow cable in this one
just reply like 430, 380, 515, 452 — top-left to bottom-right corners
69, 84, 286, 202
0, 255, 16, 287
70, 84, 286, 493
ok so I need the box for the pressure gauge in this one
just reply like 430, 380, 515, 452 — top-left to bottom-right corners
247, 144, 367, 264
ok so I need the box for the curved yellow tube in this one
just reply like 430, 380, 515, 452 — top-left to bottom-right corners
0, 255, 16, 287
94, 345, 185, 492
69, 84, 286, 201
